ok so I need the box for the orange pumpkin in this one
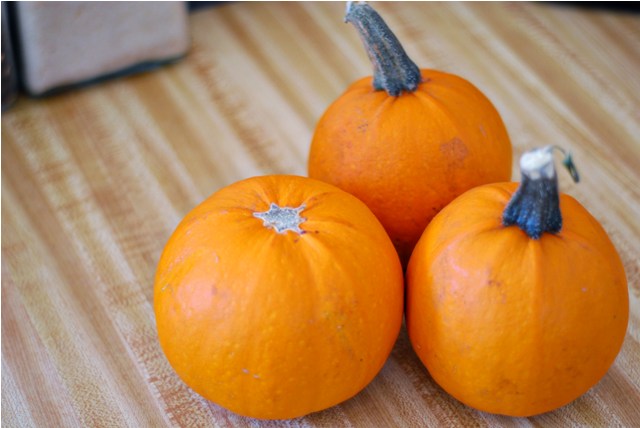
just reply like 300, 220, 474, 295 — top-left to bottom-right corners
406, 146, 629, 416
308, 2, 512, 265
154, 175, 404, 419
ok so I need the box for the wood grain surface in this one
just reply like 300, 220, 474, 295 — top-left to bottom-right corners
2, 2, 640, 426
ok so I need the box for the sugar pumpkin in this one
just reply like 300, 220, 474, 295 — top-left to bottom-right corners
406, 146, 629, 416
308, 2, 512, 265
154, 175, 404, 419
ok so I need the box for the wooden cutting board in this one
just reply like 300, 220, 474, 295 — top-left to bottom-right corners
2, 2, 639, 426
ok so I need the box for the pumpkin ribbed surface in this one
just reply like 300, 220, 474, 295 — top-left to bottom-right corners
309, 70, 512, 264
406, 182, 629, 417
154, 175, 404, 419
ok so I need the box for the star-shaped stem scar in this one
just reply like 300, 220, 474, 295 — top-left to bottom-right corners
253, 203, 306, 234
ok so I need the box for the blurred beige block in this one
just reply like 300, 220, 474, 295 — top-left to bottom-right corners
15, 1, 190, 95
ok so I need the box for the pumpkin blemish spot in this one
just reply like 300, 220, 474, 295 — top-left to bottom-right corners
254, 203, 306, 234
487, 279, 502, 288
440, 137, 469, 166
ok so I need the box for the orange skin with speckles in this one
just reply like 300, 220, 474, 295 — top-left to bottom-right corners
406, 182, 629, 417
308, 70, 512, 266
154, 175, 404, 420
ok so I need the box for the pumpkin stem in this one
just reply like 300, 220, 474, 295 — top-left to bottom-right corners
345, 1, 421, 96
502, 146, 579, 239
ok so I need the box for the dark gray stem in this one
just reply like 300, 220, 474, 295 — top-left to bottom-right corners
502, 146, 579, 239
345, 2, 421, 96
503, 174, 562, 239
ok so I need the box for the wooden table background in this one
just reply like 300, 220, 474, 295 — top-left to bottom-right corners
2, 2, 639, 426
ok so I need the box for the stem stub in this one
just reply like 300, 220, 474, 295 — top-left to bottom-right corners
503, 146, 579, 239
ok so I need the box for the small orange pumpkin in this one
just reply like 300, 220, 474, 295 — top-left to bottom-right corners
406, 146, 629, 416
154, 175, 404, 419
308, 2, 512, 265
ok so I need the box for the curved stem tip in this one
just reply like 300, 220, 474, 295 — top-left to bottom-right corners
345, 1, 421, 96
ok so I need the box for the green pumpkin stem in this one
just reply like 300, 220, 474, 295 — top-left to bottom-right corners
502, 146, 579, 239
345, 1, 421, 96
